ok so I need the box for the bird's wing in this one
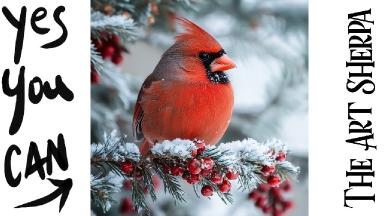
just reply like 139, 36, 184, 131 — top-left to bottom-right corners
132, 98, 144, 141
132, 55, 181, 141
132, 79, 172, 141
132, 73, 163, 141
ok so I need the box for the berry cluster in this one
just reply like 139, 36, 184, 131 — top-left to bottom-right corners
261, 151, 287, 188
248, 181, 294, 216
123, 175, 161, 194
110, 139, 296, 211
119, 160, 157, 189
91, 34, 126, 84
93, 34, 125, 65
156, 140, 239, 197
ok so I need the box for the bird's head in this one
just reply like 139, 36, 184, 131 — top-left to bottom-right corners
173, 17, 236, 84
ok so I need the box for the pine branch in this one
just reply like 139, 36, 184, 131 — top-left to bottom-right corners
131, 176, 149, 210
91, 173, 124, 213
91, 12, 138, 42
91, 43, 105, 74
91, 131, 140, 162
154, 164, 186, 203
90, 131, 300, 212
275, 161, 300, 182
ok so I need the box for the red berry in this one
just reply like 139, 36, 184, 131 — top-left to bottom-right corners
281, 181, 292, 191
218, 180, 231, 193
187, 159, 201, 174
271, 187, 283, 201
210, 171, 223, 184
120, 197, 134, 214
197, 146, 205, 154
170, 166, 183, 176
262, 205, 273, 214
186, 174, 201, 184
191, 149, 198, 157
200, 168, 212, 177
282, 200, 294, 211
225, 170, 239, 180
276, 152, 286, 161
255, 196, 266, 207
111, 34, 120, 44
144, 176, 161, 193
134, 171, 143, 180
91, 70, 100, 84
112, 54, 123, 65
152, 175, 161, 190
268, 175, 281, 187
162, 164, 170, 174
271, 187, 280, 195
194, 140, 206, 154
121, 161, 134, 174
261, 165, 275, 175
248, 190, 259, 201
123, 180, 132, 190
257, 183, 270, 193
201, 185, 214, 197
272, 209, 283, 216
102, 45, 115, 59
202, 158, 214, 170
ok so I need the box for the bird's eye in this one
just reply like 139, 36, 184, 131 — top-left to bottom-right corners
199, 52, 210, 61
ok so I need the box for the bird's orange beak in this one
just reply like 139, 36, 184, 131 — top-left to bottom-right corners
210, 54, 236, 72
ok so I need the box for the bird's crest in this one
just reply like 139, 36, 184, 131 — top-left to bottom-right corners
175, 17, 222, 53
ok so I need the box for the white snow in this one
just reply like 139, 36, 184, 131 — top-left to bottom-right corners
218, 138, 287, 166
91, 130, 140, 162
151, 139, 197, 158
117, 142, 140, 161
91, 172, 124, 212
91, 12, 134, 29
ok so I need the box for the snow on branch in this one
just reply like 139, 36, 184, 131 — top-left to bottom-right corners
151, 139, 196, 158
91, 12, 138, 42
92, 131, 140, 162
91, 43, 105, 74
90, 131, 299, 212
91, 172, 124, 212
218, 138, 287, 166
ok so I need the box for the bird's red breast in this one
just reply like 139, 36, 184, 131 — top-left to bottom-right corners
132, 17, 236, 154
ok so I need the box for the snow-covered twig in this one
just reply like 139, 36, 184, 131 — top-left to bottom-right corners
90, 132, 299, 212
91, 172, 124, 213
91, 43, 105, 74
91, 131, 140, 162
91, 12, 138, 42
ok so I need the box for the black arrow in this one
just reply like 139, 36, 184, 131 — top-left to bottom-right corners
15, 178, 73, 212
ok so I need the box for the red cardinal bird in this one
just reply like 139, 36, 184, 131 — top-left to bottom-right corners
133, 17, 236, 154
